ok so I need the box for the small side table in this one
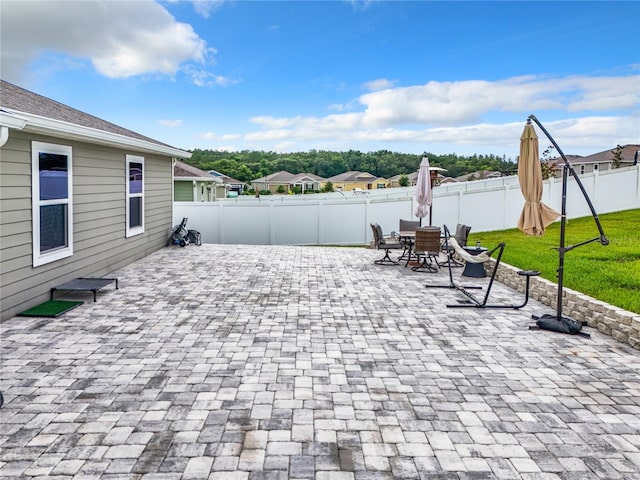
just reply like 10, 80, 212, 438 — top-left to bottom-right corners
461, 246, 488, 277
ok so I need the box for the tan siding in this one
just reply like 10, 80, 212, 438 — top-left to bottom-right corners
1, 237, 32, 262
0, 219, 31, 237
0, 130, 174, 321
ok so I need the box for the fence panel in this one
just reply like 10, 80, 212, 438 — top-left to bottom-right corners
173, 165, 639, 245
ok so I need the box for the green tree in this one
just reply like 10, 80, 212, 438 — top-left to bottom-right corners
611, 145, 623, 169
398, 174, 409, 187
540, 145, 557, 179
322, 181, 334, 192
184, 149, 516, 184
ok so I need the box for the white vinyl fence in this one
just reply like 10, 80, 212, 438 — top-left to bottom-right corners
174, 165, 640, 246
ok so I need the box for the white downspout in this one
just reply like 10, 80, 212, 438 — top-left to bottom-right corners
0, 126, 9, 147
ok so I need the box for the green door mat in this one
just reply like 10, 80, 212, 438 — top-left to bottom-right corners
18, 300, 84, 317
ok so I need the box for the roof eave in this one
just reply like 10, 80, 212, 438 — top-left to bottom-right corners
175, 176, 222, 183
0, 109, 191, 159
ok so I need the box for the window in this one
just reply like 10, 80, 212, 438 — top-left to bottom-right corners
32, 142, 73, 266
126, 155, 144, 237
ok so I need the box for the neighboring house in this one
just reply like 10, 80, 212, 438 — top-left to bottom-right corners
439, 177, 459, 184
388, 169, 447, 187
454, 170, 503, 182
208, 169, 245, 197
545, 144, 640, 177
325, 171, 388, 191
388, 171, 418, 187
251, 171, 326, 194
174, 160, 224, 201
0, 80, 191, 321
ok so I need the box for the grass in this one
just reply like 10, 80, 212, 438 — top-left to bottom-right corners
467, 208, 640, 315
18, 300, 84, 317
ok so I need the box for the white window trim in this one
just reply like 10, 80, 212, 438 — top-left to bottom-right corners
126, 155, 145, 237
32, 141, 73, 267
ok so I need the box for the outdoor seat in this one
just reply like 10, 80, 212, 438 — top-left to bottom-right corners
426, 225, 537, 309
50, 277, 119, 302
441, 223, 471, 267
398, 219, 420, 261
411, 226, 442, 272
370, 223, 402, 265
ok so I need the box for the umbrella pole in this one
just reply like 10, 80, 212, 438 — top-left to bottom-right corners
527, 114, 609, 325
557, 164, 569, 320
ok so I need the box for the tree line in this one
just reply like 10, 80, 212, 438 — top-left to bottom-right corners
186, 149, 517, 184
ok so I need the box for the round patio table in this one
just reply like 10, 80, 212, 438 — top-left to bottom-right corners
461, 246, 488, 277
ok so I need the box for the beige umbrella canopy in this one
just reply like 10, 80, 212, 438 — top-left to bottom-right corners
517, 123, 559, 236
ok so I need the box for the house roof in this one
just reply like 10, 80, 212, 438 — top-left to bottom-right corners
174, 161, 221, 182
388, 172, 419, 182
0, 79, 190, 158
542, 154, 584, 166
454, 170, 502, 182
207, 171, 244, 186
252, 171, 325, 184
327, 171, 383, 182
554, 144, 639, 165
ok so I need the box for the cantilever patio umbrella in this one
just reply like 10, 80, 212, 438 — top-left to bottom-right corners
414, 156, 432, 226
524, 115, 609, 334
517, 122, 559, 236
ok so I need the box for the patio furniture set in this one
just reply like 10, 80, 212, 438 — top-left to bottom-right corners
370, 220, 541, 310
370, 220, 480, 275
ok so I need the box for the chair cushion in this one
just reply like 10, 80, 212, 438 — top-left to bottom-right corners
455, 224, 471, 245
374, 224, 385, 245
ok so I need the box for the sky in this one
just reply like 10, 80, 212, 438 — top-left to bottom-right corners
1, 0, 639, 159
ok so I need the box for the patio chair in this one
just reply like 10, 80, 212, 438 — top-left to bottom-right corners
370, 223, 402, 265
441, 223, 471, 267
426, 225, 540, 309
411, 226, 442, 273
398, 219, 420, 261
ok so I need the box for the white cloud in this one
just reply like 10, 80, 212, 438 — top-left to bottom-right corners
362, 78, 397, 92
192, 0, 225, 18
196, 132, 241, 141
240, 115, 639, 156
234, 74, 640, 155
159, 119, 184, 127
186, 67, 237, 87
0, 0, 210, 82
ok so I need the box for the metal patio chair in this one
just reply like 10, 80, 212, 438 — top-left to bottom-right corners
370, 223, 403, 265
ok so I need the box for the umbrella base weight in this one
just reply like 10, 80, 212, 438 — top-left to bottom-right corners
529, 314, 590, 338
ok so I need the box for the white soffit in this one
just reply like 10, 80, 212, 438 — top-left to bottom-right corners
0, 109, 191, 159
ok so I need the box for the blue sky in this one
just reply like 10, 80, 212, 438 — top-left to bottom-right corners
2, 0, 639, 158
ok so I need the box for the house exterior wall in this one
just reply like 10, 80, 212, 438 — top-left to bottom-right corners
1, 129, 174, 321
325, 179, 388, 191
174, 181, 194, 201
195, 181, 214, 201
174, 180, 216, 202
552, 161, 614, 177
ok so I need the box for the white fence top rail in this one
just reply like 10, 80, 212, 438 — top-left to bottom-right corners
174, 165, 639, 246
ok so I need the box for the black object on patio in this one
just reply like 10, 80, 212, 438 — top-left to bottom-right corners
50, 277, 119, 302
525, 115, 609, 336
426, 225, 539, 309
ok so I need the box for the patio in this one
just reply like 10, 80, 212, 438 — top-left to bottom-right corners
1, 244, 639, 479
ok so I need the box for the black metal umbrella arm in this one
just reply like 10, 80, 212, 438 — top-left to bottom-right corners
527, 115, 609, 247
526, 114, 610, 326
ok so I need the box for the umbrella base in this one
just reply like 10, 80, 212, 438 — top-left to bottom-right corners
529, 314, 590, 338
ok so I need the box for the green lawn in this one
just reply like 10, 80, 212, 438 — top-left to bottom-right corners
467, 208, 640, 315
